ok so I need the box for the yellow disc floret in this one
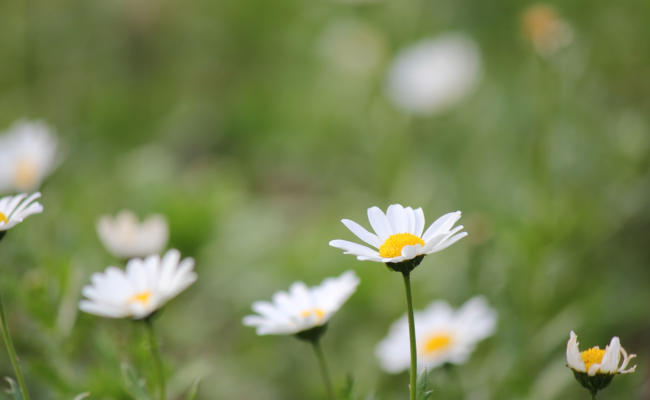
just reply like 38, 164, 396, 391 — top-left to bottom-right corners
300, 308, 325, 321
129, 291, 152, 305
0, 212, 7, 225
422, 333, 453, 355
15, 159, 39, 191
379, 233, 425, 258
581, 347, 606, 372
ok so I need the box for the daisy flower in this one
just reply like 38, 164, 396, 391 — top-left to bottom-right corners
329, 204, 467, 270
0, 120, 58, 192
376, 296, 497, 373
96, 210, 169, 259
386, 34, 481, 115
0, 192, 44, 232
521, 4, 573, 57
79, 249, 197, 319
243, 271, 360, 336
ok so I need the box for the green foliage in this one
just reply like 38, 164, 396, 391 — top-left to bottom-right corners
415, 370, 433, 400
3, 378, 22, 400
121, 363, 150, 400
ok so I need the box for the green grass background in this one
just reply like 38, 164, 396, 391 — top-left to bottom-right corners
0, 0, 649, 398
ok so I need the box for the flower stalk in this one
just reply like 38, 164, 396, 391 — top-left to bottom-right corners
145, 317, 165, 400
311, 339, 335, 400
0, 292, 30, 400
401, 271, 418, 400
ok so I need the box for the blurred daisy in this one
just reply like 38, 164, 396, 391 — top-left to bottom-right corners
329, 204, 467, 266
0, 192, 43, 232
521, 4, 573, 57
386, 34, 481, 115
79, 249, 196, 319
0, 120, 58, 192
97, 210, 169, 259
376, 296, 496, 373
243, 271, 360, 335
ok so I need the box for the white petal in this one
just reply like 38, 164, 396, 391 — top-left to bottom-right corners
566, 331, 585, 371
367, 206, 392, 239
341, 219, 381, 248
386, 204, 408, 233
422, 211, 462, 242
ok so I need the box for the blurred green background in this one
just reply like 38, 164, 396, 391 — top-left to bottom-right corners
1, 0, 649, 398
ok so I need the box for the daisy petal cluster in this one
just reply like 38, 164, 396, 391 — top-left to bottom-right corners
376, 296, 496, 373
96, 210, 169, 259
329, 204, 467, 265
243, 271, 360, 336
0, 192, 44, 232
0, 120, 58, 192
79, 249, 197, 319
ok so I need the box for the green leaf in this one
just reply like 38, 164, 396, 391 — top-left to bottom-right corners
340, 375, 355, 400
415, 370, 433, 400
186, 378, 201, 400
3, 377, 22, 400
121, 363, 151, 400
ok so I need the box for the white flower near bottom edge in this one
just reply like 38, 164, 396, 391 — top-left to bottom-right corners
0, 120, 58, 193
376, 296, 497, 373
0, 192, 43, 231
329, 204, 467, 264
79, 249, 197, 319
566, 331, 636, 376
243, 271, 360, 335
96, 210, 169, 259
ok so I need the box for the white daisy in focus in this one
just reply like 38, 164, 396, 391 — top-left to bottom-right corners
79, 249, 197, 319
386, 34, 481, 115
566, 331, 636, 376
243, 271, 360, 335
329, 204, 467, 265
376, 296, 496, 373
0, 192, 43, 232
0, 120, 58, 192
97, 210, 169, 259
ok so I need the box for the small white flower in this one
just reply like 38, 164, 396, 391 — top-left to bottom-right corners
79, 249, 197, 319
376, 296, 496, 373
0, 120, 58, 192
243, 271, 360, 335
566, 331, 636, 376
329, 204, 467, 264
97, 210, 169, 259
386, 34, 481, 115
0, 192, 43, 231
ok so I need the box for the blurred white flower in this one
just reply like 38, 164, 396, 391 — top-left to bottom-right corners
566, 331, 636, 376
0, 192, 43, 232
0, 120, 58, 192
386, 34, 482, 115
243, 271, 360, 335
376, 296, 496, 373
521, 4, 573, 57
79, 249, 197, 319
329, 204, 467, 264
97, 210, 169, 259
318, 18, 386, 77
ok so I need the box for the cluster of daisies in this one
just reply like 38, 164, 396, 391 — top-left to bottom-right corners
0, 119, 638, 399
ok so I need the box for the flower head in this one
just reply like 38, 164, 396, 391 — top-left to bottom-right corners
0, 120, 58, 192
243, 271, 360, 336
79, 249, 197, 319
97, 210, 169, 259
329, 204, 467, 268
386, 34, 481, 115
0, 192, 43, 232
376, 296, 496, 373
521, 4, 573, 57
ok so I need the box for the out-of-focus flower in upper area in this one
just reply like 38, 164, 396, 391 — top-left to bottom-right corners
318, 18, 386, 77
521, 4, 573, 57
79, 249, 197, 319
376, 296, 497, 373
0, 192, 43, 232
386, 34, 482, 115
0, 120, 58, 193
97, 210, 169, 259
329, 204, 467, 271
243, 271, 360, 336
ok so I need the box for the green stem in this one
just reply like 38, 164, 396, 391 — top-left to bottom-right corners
402, 272, 418, 400
311, 339, 335, 400
145, 318, 165, 400
591, 393, 597, 400
0, 292, 30, 400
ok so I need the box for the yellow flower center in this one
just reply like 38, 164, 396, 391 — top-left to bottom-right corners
300, 308, 325, 320
14, 159, 39, 190
421, 333, 453, 355
129, 291, 152, 305
581, 347, 606, 372
0, 212, 7, 224
379, 233, 425, 258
